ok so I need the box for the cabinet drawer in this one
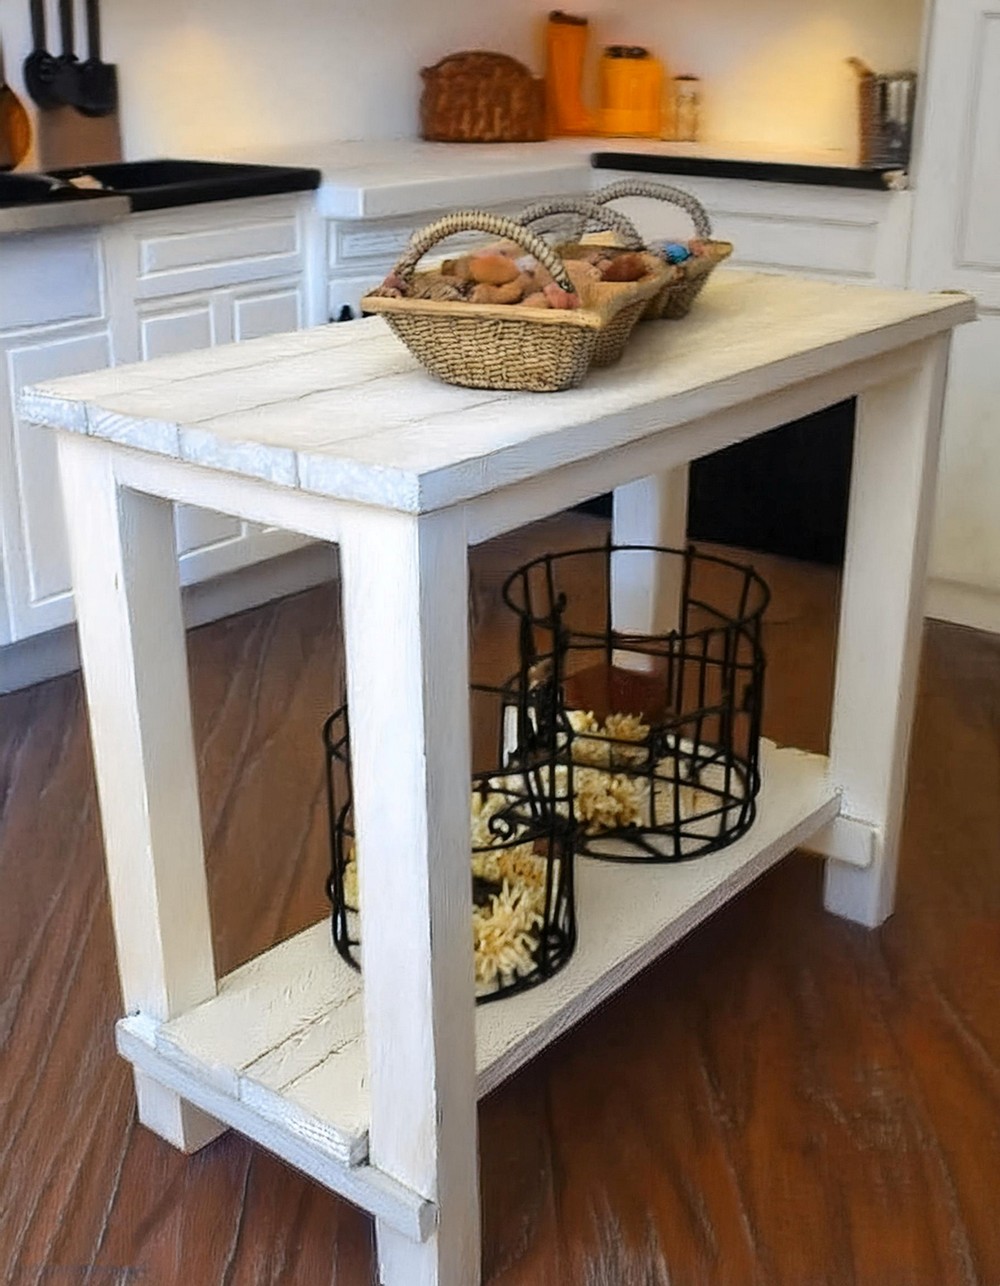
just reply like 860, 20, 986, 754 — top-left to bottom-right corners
0, 231, 104, 332
134, 200, 305, 299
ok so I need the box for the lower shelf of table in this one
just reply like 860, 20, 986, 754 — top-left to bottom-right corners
117, 740, 839, 1224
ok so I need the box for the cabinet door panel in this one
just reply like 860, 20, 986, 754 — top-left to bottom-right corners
4, 331, 112, 634
233, 284, 303, 342
140, 303, 215, 361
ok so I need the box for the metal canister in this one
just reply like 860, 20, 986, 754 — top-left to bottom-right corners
849, 58, 918, 169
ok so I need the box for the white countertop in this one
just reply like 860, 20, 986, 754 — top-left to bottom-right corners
225, 136, 864, 220
22, 271, 972, 516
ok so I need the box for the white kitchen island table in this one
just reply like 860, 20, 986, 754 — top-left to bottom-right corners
22, 270, 974, 1285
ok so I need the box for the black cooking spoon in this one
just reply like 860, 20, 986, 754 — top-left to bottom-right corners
78, 0, 117, 117
23, 0, 60, 108
52, 0, 83, 108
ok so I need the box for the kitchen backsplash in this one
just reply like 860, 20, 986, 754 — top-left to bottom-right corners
1, 0, 926, 160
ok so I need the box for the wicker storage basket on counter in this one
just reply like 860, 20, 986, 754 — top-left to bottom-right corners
362, 210, 672, 392
589, 179, 733, 319
420, 51, 546, 142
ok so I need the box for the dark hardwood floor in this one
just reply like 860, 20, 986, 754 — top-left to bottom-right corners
1, 510, 999, 1285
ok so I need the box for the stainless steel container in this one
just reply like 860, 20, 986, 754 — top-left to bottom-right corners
850, 60, 918, 169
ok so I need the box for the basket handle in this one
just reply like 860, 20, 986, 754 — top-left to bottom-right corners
590, 179, 713, 239
516, 196, 644, 249
394, 209, 575, 292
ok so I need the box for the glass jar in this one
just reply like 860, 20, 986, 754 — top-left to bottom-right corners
673, 75, 701, 143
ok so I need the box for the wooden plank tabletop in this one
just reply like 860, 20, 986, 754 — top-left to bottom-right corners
21, 272, 974, 514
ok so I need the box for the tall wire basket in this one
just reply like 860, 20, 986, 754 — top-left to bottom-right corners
323, 682, 577, 1003
502, 541, 770, 862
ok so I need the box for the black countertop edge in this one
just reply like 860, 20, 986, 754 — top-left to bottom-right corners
126, 168, 323, 212
592, 151, 903, 191
48, 160, 323, 213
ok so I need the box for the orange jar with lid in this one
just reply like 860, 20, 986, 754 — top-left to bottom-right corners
599, 46, 664, 137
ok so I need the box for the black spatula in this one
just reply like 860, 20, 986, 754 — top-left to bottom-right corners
78, 0, 117, 117
23, 0, 60, 108
52, 0, 83, 107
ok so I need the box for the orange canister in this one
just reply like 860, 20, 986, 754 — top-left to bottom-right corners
599, 45, 664, 137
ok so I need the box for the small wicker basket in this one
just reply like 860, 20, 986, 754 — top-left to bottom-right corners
420, 51, 546, 143
362, 210, 671, 392
590, 179, 733, 319
517, 196, 674, 365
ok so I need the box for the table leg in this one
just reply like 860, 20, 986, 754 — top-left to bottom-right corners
823, 335, 951, 927
56, 435, 221, 1151
611, 470, 689, 666
340, 508, 480, 1286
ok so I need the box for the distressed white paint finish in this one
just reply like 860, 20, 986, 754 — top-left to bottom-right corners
804, 815, 876, 869
22, 273, 973, 519
340, 506, 479, 1286
611, 469, 689, 669
126, 742, 833, 1175
116, 1017, 435, 1243
55, 432, 222, 1151
823, 336, 951, 927
30, 272, 970, 1279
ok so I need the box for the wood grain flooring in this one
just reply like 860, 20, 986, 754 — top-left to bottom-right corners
1, 510, 999, 1285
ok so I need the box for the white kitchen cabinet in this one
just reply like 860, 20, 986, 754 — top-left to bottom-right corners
594, 170, 913, 287
0, 198, 320, 653
909, 0, 1000, 632
109, 196, 320, 588
0, 227, 114, 642
326, 198, 547, 319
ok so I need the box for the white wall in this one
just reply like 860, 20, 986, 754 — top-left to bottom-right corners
592, 0, 927, 154
0, 0, 926, 159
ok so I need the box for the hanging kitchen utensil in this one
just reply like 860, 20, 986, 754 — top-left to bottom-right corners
78, 0, 117, 117
53, 0, 83, 108
0, 37, 33, 169
24, 0, 61, 108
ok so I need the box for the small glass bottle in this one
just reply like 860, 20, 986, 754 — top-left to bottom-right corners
673, 75, 701, 143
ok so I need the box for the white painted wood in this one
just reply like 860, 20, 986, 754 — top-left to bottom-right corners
0, 230, 104, 331
339, 506, 479, 1286
131, 197, 307, 300
232, 282, 304, 343
611, 468, 689, 668
31, 270, 967, 1277
804, 815, 876, 869
118, 742, 835, 1179
85, 334, 945, 561
595, 170, 914, 286
139, 299, 216, 361
117, 1017, 436, 1243
22, 274, 974, 520
823, 334, 951, 927
55, 432, 221, 1152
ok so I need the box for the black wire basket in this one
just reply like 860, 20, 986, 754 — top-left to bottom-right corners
323, 682, 577, 1003
501, 542, 770, 862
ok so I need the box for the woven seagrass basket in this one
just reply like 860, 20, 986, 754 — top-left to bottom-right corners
420, 51, 546, 143
361, 210, 670, 392
516, 196, 675, 364
589, 179, 733, 319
